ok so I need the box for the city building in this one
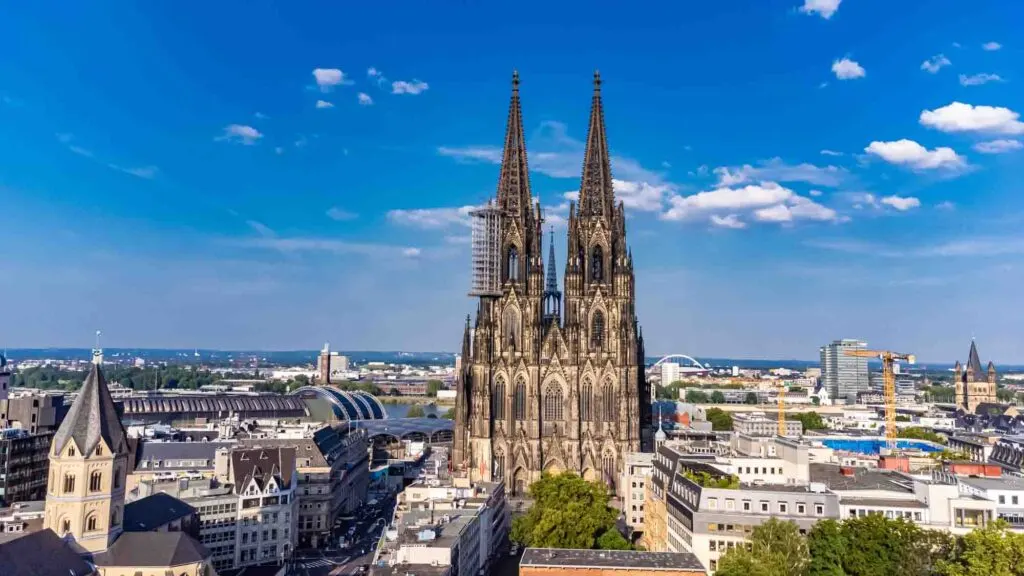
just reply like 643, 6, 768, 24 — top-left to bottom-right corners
731, 412, 802, 438
317, 342, 352, 384
0, 355, 8, 401
820, 339, 870, 403
0, 428, 53, 504
239, 424, 370, 548
0, 393, 70, 435
620, 452, 653, 535
22, 352, 214, 575
125, 439, 238, 496
519, 548, 706, 576
454, 72, 652, 495
225, 446, 299, 567
662, 363, 683, 386
955, 340, 998, 413
376, 476, 508, 576
0, 500, 44, 541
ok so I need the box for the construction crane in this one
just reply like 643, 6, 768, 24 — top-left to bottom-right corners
844, 349, 916, 451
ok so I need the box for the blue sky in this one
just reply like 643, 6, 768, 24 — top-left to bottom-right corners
1, 0, 1022, 362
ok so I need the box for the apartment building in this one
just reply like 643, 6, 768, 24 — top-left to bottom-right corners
377, 477, 508, 576
648, 442, 839, 572
731, 412, 802, 438
226, 446, 299, 568
240, 424, 370, 548
0, 428, 53, 504
620, 452, 653, 536
126, 440, 237, 496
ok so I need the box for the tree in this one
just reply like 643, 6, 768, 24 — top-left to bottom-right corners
898, 426, 946, 445
511, 473, 621, 550
441, 407, 456, 419
406, 405, 427, 418
788, 412, 826, 431
293, 374, 310, 387
710, 391, 727, 404
705, 407, 733, 431
996, 387, 1016, 403
717, 518, 809, 576
935, 520, 1024, 576
596, 528, 632, 550
425, 379, 443, 397
685, 390, 709, 403
811, 396, 821, 406
745, 392, 759, 405
807, 514, 951, 576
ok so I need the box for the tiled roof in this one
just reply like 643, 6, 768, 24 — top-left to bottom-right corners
94, 531, 209, 567
231, 447, 296, 490
123, 492, 196, 532
0, 529, 95, 576
51, 363, 127, 457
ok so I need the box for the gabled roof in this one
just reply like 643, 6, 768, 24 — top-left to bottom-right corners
51, 362, 127, 457
967, 340, 984, 375
0, 529, 95, 576
231, 446, 296, 491
123, 492, 196, 532
94, 531, 209, 567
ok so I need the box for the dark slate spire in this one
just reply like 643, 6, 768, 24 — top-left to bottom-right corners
52, 361, 127, 456
545, 227, 559, 294
968, 339, 984, 376
495, 70, 532, 216
543, 227, 562, 324
578, 71, 614, 219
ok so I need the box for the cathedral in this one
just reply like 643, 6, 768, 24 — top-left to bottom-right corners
452, 72, 652, 496
955, 339, 998, 413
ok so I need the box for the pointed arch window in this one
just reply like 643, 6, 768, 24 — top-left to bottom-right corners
603, 382, 616, 421
602, 452, 617, 489
111, 506, 120, 527
544, 385, 564, 422
493, 450, 506, 481
86, 514, 98, 532
513, 380, 526, 420
581, 380, 593, 421
113, 467, 121, 489
60, 519, 71, 535
503, 308, 520, 351
591, 311, 605, 349
591, 245, 604, 281
89, 471, 102, 492
492, 379, 506, 421
507, 246, 520, 282
62, 474, 75, 494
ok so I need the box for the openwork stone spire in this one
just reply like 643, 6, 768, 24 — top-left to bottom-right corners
578, 71, 614, 219
496, 70, 532, 216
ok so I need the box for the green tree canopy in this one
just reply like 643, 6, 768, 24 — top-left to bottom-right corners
745, 392, 759, 405
406, 404, 427, 418
685, 389, 709, 403
807, 514, 953, 576
898, 426, 946, 445
425, 379, 443, 397
710, 390, 727, 403
705, 407, 733, 431
788, 411, 826, 431
510, 473, 624, 550
716, 518, 809, 576
441, 407, 456, 420
935, 521, 1024, 576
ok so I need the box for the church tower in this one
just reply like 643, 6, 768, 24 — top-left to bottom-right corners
456, 72, 650, 496
44, 349, 129, 554
955, 339, 998, 413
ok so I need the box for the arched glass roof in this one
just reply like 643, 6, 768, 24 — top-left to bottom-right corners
289, 386, 388, 421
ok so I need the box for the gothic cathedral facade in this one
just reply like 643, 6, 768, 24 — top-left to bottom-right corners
453, 72, 652, 496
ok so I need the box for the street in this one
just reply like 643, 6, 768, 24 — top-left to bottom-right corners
291, 492, 396, 576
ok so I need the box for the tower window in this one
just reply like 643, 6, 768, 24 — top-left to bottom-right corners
86, 514, 97, 532
503, 308, 520, 351
492, 379, 506, 420
61, 519, 70, 534
493, 450, 506, 480
581, 380, 593, 420
591, 311, 606, 349
513, 380, 526, 420
506, 246, 520, 282
591, 246, 604, 281
89, 471, 102, 492
603, 383, 616, 420
111, 507, 120, 527
62, 474, 75, 494
544, 385, 564, 421
67, 445, 76, 457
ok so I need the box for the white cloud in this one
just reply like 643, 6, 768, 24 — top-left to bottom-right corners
216, 124, 263, 145
973, 139, 1022, 154
612, 180, 674, 212
959, 73, 1003, 86
367, 67, 387, 87
358, 92, 373, 106
246, 220, 276, 238
444, 235, 472, 245
402, 247, 422, 258
832, 58, 865, 80
116, 165, 159, 179
392, 80, 429, 95
228, 236, 419, 258
864, 139, 966, 170
437, 146, 503, 164
254, 112, 268, 120
713, 157, 847, 187
820, 149, 843, 157
710, 214, 746, 229
809, 189, 823, 197
809, 236, 1024, 258
920, 102, 1024, 135
936, 201, 956, 210
315, 100, 334, 109
386, 206, 476, 229
880, 195, 921, 211
799, 0, 841, 19
982, 41, 1002, 51
312, 68, 352, 91
326, 207, 358, 221
662, 181, 840, 226
921, 54, 952, 74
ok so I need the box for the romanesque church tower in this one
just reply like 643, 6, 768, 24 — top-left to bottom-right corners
43, 350, 129, 554
954, 339, 998, 413
453, 72, 651, 496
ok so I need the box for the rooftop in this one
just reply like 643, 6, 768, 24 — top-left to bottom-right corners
0, 529, 95, 576
123, 492, 196, 532
95, 531, 210, 567
809, 463, 914, 493
959, 476, 1024, 491
520, 548, 706, 572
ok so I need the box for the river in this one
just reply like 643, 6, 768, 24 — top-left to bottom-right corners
384, 402, 444, 418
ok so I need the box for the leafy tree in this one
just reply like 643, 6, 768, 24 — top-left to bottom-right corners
898, 426, 946, 445
925, 385, 956, 403
705, 407, 733, 431
682, 469, 739, 489
717, 518, 809, 576
788, 411, 826, 431
745, 392, 759, 405
812, 396, 821, 406
896, 414, 911, 422
710, 391, 727, 403
685, 389, 709, 403
425, 379, 443, 397
441, 407, 456, 420
936, 520, 1024, 576
807, 514, 951, 576
996, 387, 1016, 403
406, 404, 427, 418
596, 528, 632, 550
511, 473, 620, 550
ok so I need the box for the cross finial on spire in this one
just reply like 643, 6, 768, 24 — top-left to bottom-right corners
512, 70, 520, 91
593, 70, 602, 91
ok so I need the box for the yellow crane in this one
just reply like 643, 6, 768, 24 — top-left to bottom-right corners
844, 349, 916, 451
